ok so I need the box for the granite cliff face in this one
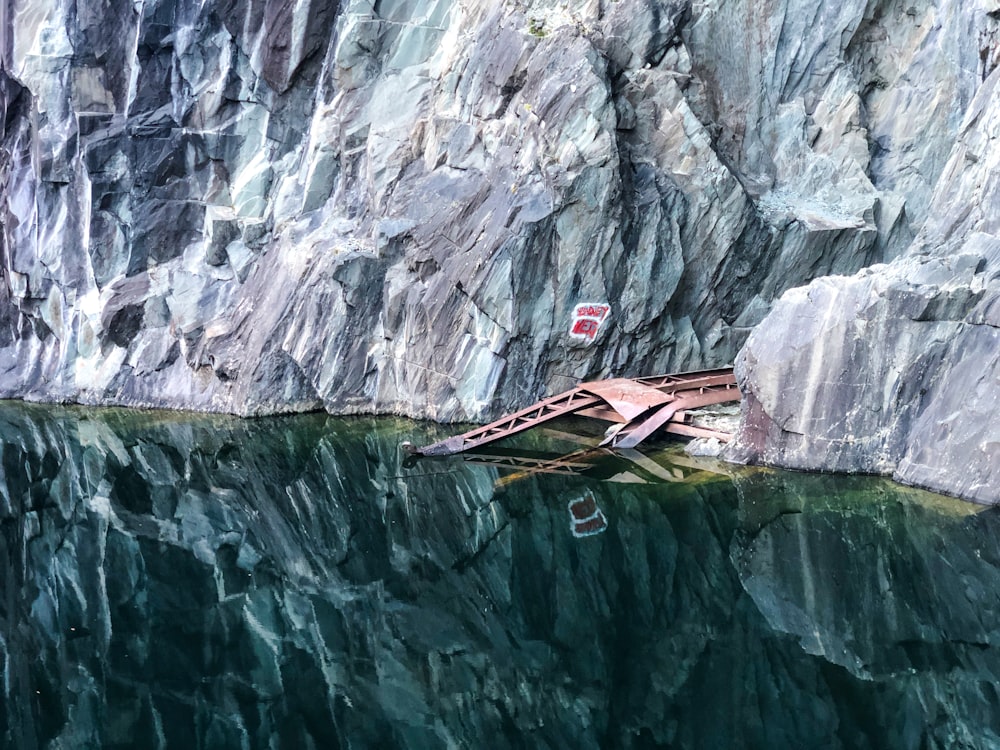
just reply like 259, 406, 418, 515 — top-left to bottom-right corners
0, 0, 959, 419
1, 0, 998, 499
730, 21, 1000, 504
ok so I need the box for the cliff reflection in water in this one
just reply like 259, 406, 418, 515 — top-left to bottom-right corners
2, 403, 1000, 749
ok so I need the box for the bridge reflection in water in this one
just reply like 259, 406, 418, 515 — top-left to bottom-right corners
0, 402, 996, 749
465, 440, 734, 486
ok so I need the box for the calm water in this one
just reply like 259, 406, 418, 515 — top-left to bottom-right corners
2, 402, 1000, 749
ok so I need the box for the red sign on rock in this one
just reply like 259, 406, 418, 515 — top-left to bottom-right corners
569, 302, 610, 341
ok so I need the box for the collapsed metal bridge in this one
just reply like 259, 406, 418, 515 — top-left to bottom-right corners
404, 367, 741, 457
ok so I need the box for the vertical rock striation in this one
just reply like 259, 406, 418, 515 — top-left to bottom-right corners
0, 0, 965, 421
3, 0, 998, 500
731, 12, 1000, 504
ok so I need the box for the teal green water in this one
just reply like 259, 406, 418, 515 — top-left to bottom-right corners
1, 402, 999, 749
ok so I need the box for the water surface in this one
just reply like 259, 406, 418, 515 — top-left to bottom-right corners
1, 403, 999, 749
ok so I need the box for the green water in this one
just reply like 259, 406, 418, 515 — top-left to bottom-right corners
1, 402, 998, 749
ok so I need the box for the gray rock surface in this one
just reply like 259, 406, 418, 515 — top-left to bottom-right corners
3, 0, 999, 501
731, 57, 1000, 504
1, 0, 974, 421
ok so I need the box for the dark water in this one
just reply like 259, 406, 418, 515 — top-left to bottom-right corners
2, 403, 1000, 749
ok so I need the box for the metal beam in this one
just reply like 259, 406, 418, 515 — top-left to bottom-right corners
404, 367, 741, 456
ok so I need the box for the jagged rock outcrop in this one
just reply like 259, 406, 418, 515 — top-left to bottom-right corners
2, 0, 973, 421
3, 0, 998, 500
731, 54, 1000, 504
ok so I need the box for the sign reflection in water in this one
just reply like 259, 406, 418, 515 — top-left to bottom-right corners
0, 403, 998, 749
568, 493, 607, 537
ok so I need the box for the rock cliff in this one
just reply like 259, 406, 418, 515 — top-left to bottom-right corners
730, 16, 1000, 503
0, 0, 923, 417
1, 0, 997, 499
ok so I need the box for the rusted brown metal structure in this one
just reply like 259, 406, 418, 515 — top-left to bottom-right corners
404, 367, 740, 457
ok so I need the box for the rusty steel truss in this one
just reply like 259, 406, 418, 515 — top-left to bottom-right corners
404, 367, 740, 457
